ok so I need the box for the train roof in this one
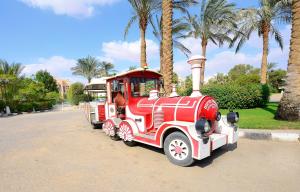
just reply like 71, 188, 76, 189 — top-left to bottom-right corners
105, 68, 162, 81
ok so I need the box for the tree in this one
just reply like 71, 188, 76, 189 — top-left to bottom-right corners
207, 73, 229, 85
17, 78, 46, 103
124, 0, 160, 67
276, 0, 300, 121
162, 0, 174, 94
99, 61, 115, 77
67, 82, 86, 105
159, 0, 196, 94
151, 16, 191, 73
0, 60, 24, 111
232, 0, 292, 84
268, 69, 286, 92
228, 64, 260, 81
0, 59, 24, 77
185, 0, 237, 86
71, 56, 101, 83
35, 70, 58, 92
267, 62, 278, 73
128, 66, 138, 71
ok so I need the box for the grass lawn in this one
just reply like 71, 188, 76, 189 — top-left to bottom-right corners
220, 103, 300, 130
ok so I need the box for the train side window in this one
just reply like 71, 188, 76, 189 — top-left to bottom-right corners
131, 78, 158, 97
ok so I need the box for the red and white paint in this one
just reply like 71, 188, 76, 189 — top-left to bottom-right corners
85, 57, 238, 163
103, 119, 115, 136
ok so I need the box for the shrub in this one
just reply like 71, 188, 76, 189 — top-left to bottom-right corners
201, 83, 270, 109
45, 92, 60, 105
67, 82, 85, 105
16, 102, 34, 112
0, 100, 5, 112
34, 101, 53, 111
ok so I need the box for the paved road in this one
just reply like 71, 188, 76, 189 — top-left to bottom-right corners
0, 110, 299, 192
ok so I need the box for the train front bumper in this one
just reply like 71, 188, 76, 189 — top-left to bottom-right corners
188, 116, 238, 160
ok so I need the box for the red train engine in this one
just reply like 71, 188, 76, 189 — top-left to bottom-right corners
89, 56, 239, 166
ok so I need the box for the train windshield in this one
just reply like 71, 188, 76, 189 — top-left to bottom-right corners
130, 77, 159, 97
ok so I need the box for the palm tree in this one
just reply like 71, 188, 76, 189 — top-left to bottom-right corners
185, 0, 237, 86
162, 0, 174, 95
0, 59, 24, 77
99, 61, 116, 77
161, 0, 196, 94
124, 0, 160, 68
232, 0, 292, 84
128, 65, 138, 71
151, 15, 191, 73
71, 56, 101, 83
276, 0, 300, 121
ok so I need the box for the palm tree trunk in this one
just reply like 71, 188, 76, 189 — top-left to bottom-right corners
162, 0, 173, 95
160, 42, 164, 73
275, 0, 300, 121
261, 21, 270, 84
140, 28, 147, 68
200, 37, 207, 86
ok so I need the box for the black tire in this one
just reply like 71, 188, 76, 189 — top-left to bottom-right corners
93, 123, 103, 129
110, 134, 120, 141
123, 140, 136, 147
164, 132, 194, 167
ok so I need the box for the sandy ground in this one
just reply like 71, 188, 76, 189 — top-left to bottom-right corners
0, 110, 299, 192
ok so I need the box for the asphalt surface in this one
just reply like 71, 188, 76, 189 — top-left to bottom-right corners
0, 110, 299, 192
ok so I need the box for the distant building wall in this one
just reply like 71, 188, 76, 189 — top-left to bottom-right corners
55, 79, 70, 99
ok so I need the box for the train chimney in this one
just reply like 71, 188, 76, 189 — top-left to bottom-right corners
187, 55, 205, 97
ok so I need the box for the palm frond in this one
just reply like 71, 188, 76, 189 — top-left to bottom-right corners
124, 15, 138, 39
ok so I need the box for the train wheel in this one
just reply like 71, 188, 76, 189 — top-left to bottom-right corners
164, 132, 194, 167
118, 121, 136, 147
110, 135, 120, 141
103, 119, 116, 137
123, 140, 136, 147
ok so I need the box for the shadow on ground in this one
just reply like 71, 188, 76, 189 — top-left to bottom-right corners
133, 142, 238, 168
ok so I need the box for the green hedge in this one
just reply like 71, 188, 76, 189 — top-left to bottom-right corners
11, 100, 54, 113
201, 83, 270, 109
0, 100, 5, 112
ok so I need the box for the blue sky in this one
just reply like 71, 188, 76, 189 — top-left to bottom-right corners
0, 0, 290, 83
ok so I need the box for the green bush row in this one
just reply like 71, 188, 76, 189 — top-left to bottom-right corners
15, 101, 54, 112
201, 83, 270, 109
1, 100, 55, 113
0, 100, 5, 111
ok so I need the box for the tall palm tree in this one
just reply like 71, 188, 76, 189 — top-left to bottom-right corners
185, 0, 237, 86
124, 0, 160, 68
162, 0, 174, 95
151, 15, 191, 73
276, 0, 300, 121
99, 61, 116, 77
161, 0, 196, 94
232, 0, 292, 84
71, 56, 101, 83
0, 59, 24, 77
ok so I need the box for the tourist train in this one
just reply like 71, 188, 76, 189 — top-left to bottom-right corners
84, 56, 239, 166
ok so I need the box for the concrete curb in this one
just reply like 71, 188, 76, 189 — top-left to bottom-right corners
239, 129, 300, 142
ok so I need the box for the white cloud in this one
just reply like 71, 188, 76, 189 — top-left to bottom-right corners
23, 56, 86, 83
20, 0, 119, 18
179, 37, 219, 56
175, 25, 291, 78
174, 51, 261, 78
101, 39, 159, 63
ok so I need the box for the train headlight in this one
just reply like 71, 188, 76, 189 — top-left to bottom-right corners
227, 112, 239, 124
195, 118, 211, 136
